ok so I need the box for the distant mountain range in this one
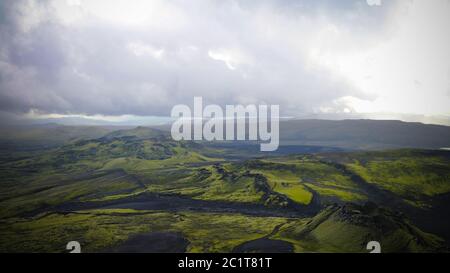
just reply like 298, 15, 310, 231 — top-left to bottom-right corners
155, 119, 450, 150
279, 119, 450, 150
1, 119, 449, 151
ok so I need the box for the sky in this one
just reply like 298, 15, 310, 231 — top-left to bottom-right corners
0, 0, 449, 125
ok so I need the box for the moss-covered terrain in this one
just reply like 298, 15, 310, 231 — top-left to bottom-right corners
0, 127, 449, 253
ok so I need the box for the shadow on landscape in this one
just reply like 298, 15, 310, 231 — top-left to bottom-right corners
233, 238, 294, 253
107, 232, 189, 253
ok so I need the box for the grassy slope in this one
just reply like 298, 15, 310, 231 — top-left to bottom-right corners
1, 204, 444, 253
243, 158, 367, 205
0, 132, 218, 218
275, 203, 445, 253
0, 209, 287, 253
340, 150, 450, 206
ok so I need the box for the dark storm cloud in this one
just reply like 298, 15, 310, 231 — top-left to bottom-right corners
0, 0, 395, 117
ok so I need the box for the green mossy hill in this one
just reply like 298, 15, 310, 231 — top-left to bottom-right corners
101, 126, 168, 141
277, 202, 446, 253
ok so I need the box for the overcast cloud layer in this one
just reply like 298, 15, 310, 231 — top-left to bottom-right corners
0, 0, 449, 122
